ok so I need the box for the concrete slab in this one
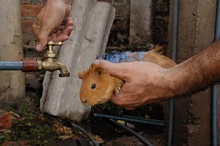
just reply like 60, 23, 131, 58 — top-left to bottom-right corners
40, 0, 115, 122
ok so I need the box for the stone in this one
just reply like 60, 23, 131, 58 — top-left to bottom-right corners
40, 0, 115, 122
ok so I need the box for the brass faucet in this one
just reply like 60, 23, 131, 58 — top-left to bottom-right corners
37, 41, 70, 77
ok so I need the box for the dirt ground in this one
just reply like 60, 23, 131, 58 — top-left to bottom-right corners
0, 86, 167, 146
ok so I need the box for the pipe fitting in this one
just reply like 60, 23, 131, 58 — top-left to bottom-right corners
36, 41, 70, 77
0, 41, 70, 77
22, 59, 38, 72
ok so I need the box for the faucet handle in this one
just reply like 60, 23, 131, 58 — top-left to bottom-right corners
44, 41, 63, 58
48, 41, 63, 46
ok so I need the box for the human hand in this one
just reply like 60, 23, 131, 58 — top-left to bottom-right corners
32, 0, 73, 51
95, 60, 176, 110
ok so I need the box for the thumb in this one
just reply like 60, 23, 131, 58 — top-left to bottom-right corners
36, 28, 51, 51
94, 60, 130, 80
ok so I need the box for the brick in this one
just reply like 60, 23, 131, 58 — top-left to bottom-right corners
23, 32, 36, 42
21, 19, 35, 33
21, 4, 43, 17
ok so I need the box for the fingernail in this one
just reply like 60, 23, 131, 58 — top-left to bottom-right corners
36, 44, 42, 51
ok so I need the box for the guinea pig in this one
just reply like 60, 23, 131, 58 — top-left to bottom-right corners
78, 64, 124, 106
77, 46, 176, 106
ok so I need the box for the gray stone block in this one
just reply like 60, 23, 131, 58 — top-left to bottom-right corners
40, 0, 115, 122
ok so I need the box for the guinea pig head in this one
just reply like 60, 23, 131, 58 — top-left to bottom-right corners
78, 64, 123, 106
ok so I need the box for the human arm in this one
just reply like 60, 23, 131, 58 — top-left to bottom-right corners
96, 39, 220, 110
32, 0, 73, 51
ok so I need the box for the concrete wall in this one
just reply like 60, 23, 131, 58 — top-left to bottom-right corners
168, 0, 218, 145
0, 1, 25, 107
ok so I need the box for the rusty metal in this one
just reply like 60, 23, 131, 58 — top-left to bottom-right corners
22, 59, 38, 72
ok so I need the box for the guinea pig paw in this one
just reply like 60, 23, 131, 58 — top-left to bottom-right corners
114, 86, 121, 96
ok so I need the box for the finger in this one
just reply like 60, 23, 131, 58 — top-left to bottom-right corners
36, 28, 51, 51
124, 107, 136, 110
51, 35, 69, 42
110, 96, 136, 110
31, 21, 40, 37
51, 26, 73, 42
66, 18, 74, 26
93, 60, 131, 80
54, 30, 62, 35
62, 26, 73, 36
60, 17, 73, 27
65, 5, 72, 17
57, 26, 65, 31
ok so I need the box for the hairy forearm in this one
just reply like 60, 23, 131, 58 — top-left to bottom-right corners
168, 39, 220, 97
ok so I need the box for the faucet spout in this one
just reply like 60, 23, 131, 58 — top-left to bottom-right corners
37, 58, 70, 77
57, 61, 70, 77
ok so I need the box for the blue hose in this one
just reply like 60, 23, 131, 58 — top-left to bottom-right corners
94, 113, 165, 126
70, 122, 100, 146
122, 115, 165, 124
109, 119, 153, 146
168, 0, 179, 146
212, 0, 220, 145
0, 61, 23, 70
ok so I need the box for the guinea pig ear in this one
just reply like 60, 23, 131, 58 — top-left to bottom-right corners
91, 64, 105, 76
78, 72, 84, 79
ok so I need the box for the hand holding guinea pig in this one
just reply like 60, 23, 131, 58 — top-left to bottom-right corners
78, 46, 176, 107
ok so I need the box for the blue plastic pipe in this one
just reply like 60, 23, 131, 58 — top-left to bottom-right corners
110, 119, 153, 146
122, 115, 165, 124
168, 0, 179, 146
94, 113, 165, 126
212, 1, 220, 146
212, 85, 218, 146
0, 61, 23, 70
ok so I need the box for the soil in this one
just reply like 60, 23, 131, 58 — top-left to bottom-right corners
0, 88, 167, 146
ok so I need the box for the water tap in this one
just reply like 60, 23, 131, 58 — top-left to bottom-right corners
37, 41, 70, 77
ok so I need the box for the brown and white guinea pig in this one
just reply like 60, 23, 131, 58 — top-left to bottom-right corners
77, 46, 176, 106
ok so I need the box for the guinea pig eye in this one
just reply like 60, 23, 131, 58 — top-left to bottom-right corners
91, 84, 96, 90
